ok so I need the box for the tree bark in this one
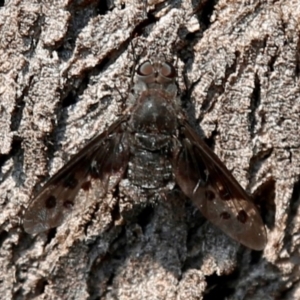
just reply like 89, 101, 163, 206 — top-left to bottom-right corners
1, 0, 299, 299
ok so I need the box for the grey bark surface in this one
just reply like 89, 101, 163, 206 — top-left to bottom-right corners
0, 0, 299, 299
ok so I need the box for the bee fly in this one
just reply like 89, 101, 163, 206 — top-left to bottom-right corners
23, 59, 267, 250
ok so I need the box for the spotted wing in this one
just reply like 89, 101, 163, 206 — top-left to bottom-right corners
173, 120, 267, 250
23, 117, 130, 234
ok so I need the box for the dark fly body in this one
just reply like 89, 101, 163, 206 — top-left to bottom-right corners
23, 59, 267, 250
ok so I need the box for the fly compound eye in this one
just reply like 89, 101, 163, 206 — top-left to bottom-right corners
160, 62, 176, 78
137, 61, 154, 76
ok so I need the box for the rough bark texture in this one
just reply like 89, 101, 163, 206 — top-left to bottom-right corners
0, 0, 300, 299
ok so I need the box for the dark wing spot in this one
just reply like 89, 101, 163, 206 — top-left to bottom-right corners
237, 210, 248, 224
45, 195, 57, 209
63, 200, 74, 209
63, 175, 78, 189
220, 211, 231, 220
81, 181, 91, 191
205, 190, 215, 201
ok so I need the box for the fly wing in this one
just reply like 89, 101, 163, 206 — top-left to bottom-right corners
173, 120, 267, 250
23, 117, 130, 234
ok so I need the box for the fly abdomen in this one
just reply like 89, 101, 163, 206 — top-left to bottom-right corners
127, 148, 173, 189
134, 132, 171, 151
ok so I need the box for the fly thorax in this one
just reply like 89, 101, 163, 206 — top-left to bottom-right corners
130, 92, 177, 135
